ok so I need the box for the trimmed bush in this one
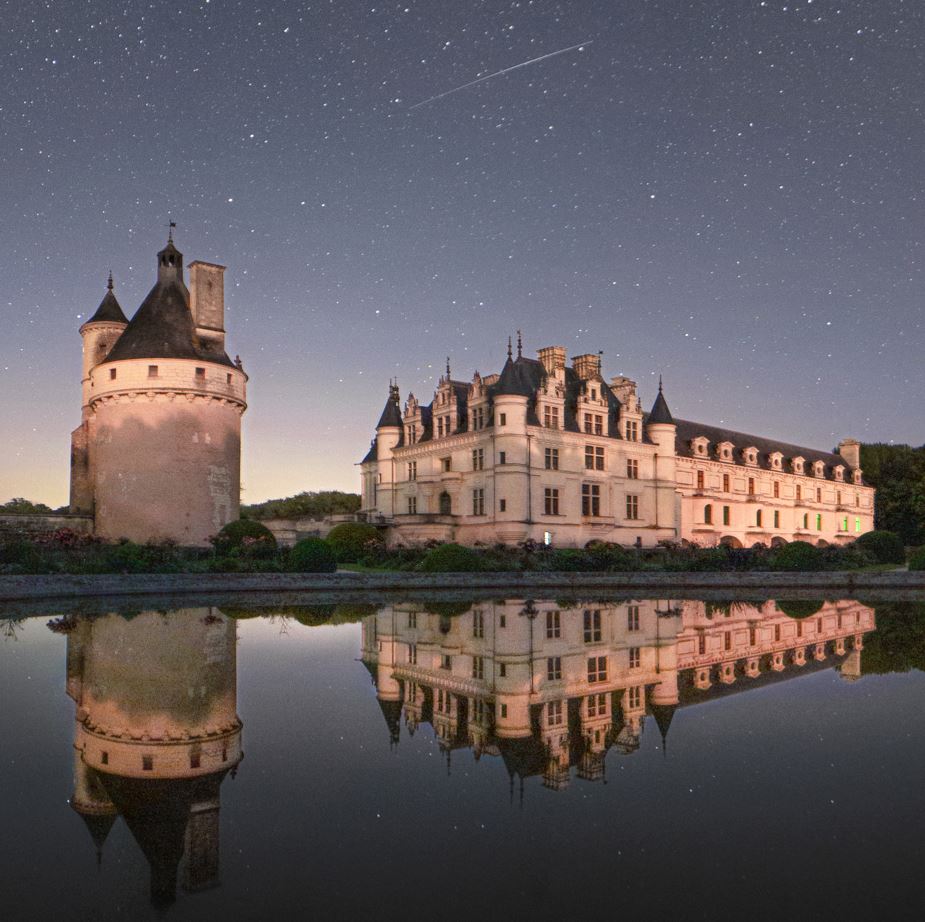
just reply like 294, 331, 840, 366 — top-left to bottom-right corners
769, 541, 824, 571
288, 537, 337, 573
854, 530, 906, 565
418, 543, 484, 572
776, 599, 826, 619
908, 547, 925, 571
325, 522, 385, 563
212, 519, 278, 558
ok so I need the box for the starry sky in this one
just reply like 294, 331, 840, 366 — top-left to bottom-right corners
2, 0, 922, 506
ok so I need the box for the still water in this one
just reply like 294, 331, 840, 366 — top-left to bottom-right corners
2, 596, 924, 921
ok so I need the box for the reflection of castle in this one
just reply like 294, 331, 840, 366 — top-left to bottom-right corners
59, 608, 242, 908
361, 599, 873, 792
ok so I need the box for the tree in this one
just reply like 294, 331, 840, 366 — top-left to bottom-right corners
860, 443, 925, 545
241, 491, 361, 521
0, 497, 54, 514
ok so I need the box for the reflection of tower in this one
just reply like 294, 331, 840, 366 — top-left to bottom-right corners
62, 608, 242, 908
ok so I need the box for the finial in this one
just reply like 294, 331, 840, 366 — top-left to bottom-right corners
517, 330, 523, 358
106, 270, 113, 291
659, 374, 663, 393
446, 356, 451, 377
167, 220, 176, 243
507, 335, 512, 360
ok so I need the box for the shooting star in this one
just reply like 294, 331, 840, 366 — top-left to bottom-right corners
409, 40, 593, 110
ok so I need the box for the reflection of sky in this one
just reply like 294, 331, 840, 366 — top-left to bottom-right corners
2, 611, 925, 919
3, 2, 924, 506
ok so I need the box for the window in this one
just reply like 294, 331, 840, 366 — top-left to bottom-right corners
544, 488, 560, 515
627, 605, 640, 631
195, 366, 206, 380
749, 627, 757, 646
499, 499, 507, 512
100, 751, 109, 765
498, 451, 506, 465
473, 611, 484, 638
499, 703, 508, 718
816, 513, 823, 531
472, 488, 485, 516
543, 405, 560, 429
109, 368, 117, 380
441, 654, 451, 670
724, 631, 732, 651
546, 610, 561, 639
803, 513, 809, 529
587, 656, 607, 683
407, 424, 417, 445
547, 657, 562, 681
722, 505, 730, 526
704, 504, 713, 525
627, 458, 639, 479
796, 485, 802, 502
547, 700, 564, 726
625, 420, 639, 441
773, 481, 780, 498
587, 693, 608, 717
774, 510, 780, 528
407, 496, 417, 514
748, 477, 755, 495
147, 365, 158, 378
698, 634, 706, 655
774, 625, 781, 642
582, 483, 601, 516
756, 509, 763, 527
628, 647, 641, 669
226, 373, 232, 384
190, 753, 201, 769
855, 517, 861, 533
407, 461, 417, 480
625, 494, 639, 520
585, 445, 605, 470
471, 407, 485, 430
408, 612, 417, 629
837, 490, 842, 505
439, 491, 451, 515
498, 413, 507, 426
816, 487, 822, 502
472, 656, 484, 680
628, 686, 642, 709
441, 457, 451, 472
584, 413, 604, 435
499, 663, 507, 677
697, 470, 705, 490
721, 473, 729, 492
499, 615, 506, 628
544, 447, 559, 470
436, 417, 444, 437
472, 448, 484, 470
583, 609, 602, 643
142, 755, 154, 771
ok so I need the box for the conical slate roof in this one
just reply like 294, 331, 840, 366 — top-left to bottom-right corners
376, 392, 403, 428
86, 277, 128, 325
648, 382, 674, 425
495, 356, 541, 397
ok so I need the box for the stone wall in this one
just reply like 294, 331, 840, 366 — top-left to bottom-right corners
0, 513, 94, 540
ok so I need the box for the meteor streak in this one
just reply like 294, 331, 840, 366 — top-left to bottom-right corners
409, 40, 593, 110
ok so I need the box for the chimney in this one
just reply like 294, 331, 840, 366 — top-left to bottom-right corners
610, 376, 637, 403
572, 353, 601, 381
189, 261, 226, 355
537, 346, 566, 375
837, 438, 861, 469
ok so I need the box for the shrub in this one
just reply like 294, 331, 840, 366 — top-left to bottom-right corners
288, 537, 337, 573
769, 541, 824, 571
325, 522, 385, 563
586, 542, 638, 571
418, 543, 484, 572
212, 519, 278, 557
854, 530, 906, 565
544, 549, 594, 572
776, 599, 826, 619
908, 547, 925, 571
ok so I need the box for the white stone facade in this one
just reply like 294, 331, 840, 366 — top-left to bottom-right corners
360, 343, 874, 548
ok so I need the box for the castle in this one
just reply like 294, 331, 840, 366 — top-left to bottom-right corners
360, 337, 874, 548
69, 233, 247, 546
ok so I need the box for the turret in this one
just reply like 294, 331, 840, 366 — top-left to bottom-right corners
79, 274, 128, 418
646, 379, 678, 537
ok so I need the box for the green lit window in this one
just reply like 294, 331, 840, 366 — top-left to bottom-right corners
855, 517, 861, 533
816, 514, 822, 531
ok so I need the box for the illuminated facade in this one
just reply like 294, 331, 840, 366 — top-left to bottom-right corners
359, 340, 874, 548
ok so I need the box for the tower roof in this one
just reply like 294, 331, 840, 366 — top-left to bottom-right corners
494, 355, 542, 397
102, 235, 234, 367
376, 385, 403, 428
648, 379, 674, 425
86, 274, 128, 325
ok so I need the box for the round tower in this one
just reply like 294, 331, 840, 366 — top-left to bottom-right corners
85, 234, 247, 545
646, 378, 679, 539
79, 273, 128, 419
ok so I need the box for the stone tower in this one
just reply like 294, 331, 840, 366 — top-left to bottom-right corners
69, 233, 248, 546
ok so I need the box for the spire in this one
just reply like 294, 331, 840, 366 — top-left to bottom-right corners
85, 273, 128, 326
446, 356, 451, 378
156, 229, 184, 285
107, 270, 114, 291
516, 330, 523, 359
648, 378, 674, 425
507, 335, 513, 360
376, 382, 403, 428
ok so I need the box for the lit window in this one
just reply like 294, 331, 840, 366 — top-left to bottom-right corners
723, 505, 730, 526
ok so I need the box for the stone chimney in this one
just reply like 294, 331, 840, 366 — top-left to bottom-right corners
837, 438, 861, 469
537, 345, 566, 375
610, 376, 637, 403
572, 353, 601, 381
189, 261, 226, 354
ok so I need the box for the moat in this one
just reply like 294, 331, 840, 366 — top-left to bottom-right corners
2, 595, 924, 921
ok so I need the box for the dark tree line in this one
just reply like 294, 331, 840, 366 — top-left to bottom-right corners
860, 443, 925, 545
241, 490, 361, 521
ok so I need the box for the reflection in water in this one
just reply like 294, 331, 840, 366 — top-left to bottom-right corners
46, 598, 878, 910
59, 608, 242, 908
360, 599, 873, 793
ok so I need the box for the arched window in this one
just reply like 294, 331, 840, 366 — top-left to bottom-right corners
704, 504, 713, 525
756, 509, 763, 527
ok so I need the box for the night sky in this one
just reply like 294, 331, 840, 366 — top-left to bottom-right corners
2, 0, 922, 505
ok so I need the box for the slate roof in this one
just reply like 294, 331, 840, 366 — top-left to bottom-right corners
648, 386, 674, 425
376, 393, 403, 428
86, 279, 128, 325
673, 418, 850, 480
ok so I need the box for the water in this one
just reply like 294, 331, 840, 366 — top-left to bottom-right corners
2, 596, 924, 921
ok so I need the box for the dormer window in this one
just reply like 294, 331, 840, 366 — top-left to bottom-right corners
770, 452, 783, 470
853, 469, 862, 484
813, 461, 825, 478
716, 441, 734, 461
743, 447, 758, 466
834, 465, 845, 482
792, 456, 805, 475
692, 436, 709, 456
